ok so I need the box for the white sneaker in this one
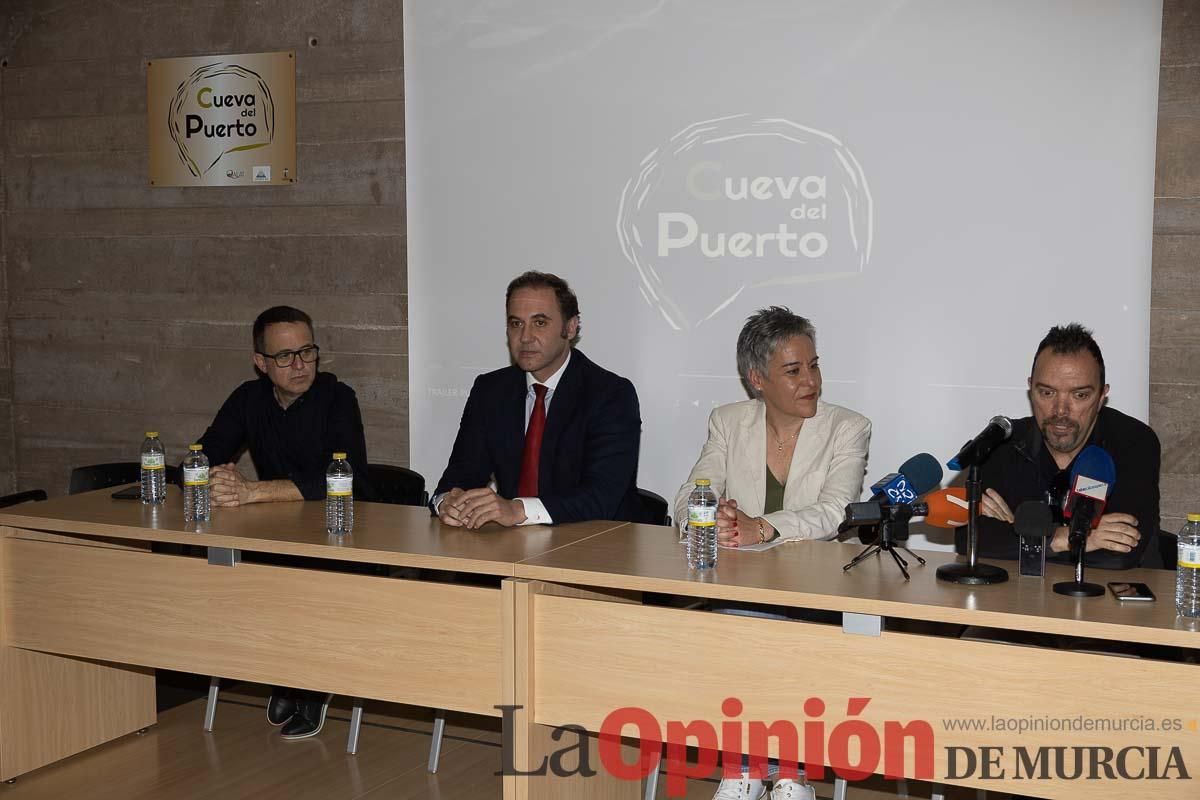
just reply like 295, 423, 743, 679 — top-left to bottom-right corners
713, 775, 766, 799
770, 779, 815, 800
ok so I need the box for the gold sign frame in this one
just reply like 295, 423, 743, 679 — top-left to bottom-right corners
148, 51, 296, 187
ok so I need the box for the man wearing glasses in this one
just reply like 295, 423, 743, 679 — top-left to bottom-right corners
195, 305, 371, 509
192, 305, 372, 740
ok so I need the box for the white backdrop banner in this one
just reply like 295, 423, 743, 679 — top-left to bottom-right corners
405, 1, 1161, 548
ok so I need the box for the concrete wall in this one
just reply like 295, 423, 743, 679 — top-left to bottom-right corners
0, 1, 407, 494
1154, 0, 1200, 532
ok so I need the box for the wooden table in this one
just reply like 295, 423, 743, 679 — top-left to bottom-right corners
4, 496, 1198, 800
512, 523, 1200, 800
0, 489, 622, 782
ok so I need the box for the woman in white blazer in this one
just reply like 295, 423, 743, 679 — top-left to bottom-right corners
674, 308, 871, 548
672, 308, 872, 800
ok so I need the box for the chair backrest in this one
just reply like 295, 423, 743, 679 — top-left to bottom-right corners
1160, 530, 1178, 571
68, 462, 183, 495
637, 488, 671, 527
69, 462, 141, 495
0, 489, 48, 509
367, 463, 428, 507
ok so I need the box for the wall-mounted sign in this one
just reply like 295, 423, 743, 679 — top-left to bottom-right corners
148, 51, 296, 186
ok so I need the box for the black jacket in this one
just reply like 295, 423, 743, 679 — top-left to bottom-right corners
433, 350, 646, 524
955, 406, 1161, 570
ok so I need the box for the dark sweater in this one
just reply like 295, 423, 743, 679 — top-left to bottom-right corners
195, 372, 373, 501
955, 406, 1160, 570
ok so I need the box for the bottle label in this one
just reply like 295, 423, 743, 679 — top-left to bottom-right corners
688, 506, 717, 527
327, 476, 353, 497
183, 466, 209, 486
141, 453, 165, 470
1179, 544, 1200, 570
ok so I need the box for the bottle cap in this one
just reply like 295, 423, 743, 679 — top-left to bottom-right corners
695, 479, 711, 486
145, 431, 159, 438
1189, 513, 1200, 523
189, 444, 203, 451
333, 452, 347, 460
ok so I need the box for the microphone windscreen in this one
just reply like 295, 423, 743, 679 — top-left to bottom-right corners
898, 452, 944, 496
1070, 445, 1116, 495
1014, 500, 1054, 539
923, 487, 969, 528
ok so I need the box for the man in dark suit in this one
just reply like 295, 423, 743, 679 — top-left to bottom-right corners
432, 271, 645, 527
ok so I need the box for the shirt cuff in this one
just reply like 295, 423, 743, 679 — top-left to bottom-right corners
431, 492, 447, 514
516, 497, 552, 526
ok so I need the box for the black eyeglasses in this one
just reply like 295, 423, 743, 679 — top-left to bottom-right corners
258, 344, 320, 368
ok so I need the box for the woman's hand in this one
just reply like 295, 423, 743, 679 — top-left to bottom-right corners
715, 498, 772, 547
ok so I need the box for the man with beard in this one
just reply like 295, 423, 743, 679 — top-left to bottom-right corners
957, 323, 1161, 569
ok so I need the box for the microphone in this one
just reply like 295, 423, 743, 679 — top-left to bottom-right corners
840, 501, 884, 530
947, 416, 1013, 471
869, 453, 943, 505
1052, 446, 1115, 598
1014, 500, 1055, 578
921, 487, 969, 528
840, 453, 943, 539
1062, 445, 1116, 546
842, 453, 943, 579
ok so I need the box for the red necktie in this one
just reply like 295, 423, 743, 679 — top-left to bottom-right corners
517, 384, 548, 497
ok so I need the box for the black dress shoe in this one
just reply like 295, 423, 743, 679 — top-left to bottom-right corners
280, 693, 333, 740
267, 687, 297, 727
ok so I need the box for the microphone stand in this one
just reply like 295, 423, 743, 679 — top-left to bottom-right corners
1053, 519, 1105, 597
843, 504, 927, 581
936, 464, 1009, 585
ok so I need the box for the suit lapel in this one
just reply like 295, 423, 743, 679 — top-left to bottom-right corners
537, 350, 585, 492
497, 367, 528, 492
785, 401, 830, 504
742, 401, 767, 512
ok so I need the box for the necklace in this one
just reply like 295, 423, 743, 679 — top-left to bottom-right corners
768, 427, 801, 452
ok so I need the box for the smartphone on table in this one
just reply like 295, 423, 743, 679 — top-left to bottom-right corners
1107, 582, 1156, 602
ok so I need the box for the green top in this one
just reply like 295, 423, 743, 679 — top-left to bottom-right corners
764, 465, 785, 515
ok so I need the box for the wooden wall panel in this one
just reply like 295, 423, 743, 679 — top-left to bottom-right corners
0, 0, 408, 497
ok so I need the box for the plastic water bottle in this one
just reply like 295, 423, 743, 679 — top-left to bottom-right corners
326, 452, 354, 536
182, 444, 211, 522
1176, 513, 1200, 618
140, 431, 167, 505
686, 478, 719, 569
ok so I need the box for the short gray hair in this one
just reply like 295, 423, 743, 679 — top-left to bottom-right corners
736, 307, 817, 398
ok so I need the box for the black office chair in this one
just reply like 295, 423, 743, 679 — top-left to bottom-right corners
637, 487, 671, 527
68, 462, 181, 495
0, 489, 47, 508
1160, 530, 1178, 571
366, 463, 428, 506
